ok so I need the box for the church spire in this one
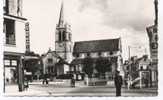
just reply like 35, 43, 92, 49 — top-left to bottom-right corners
58, 1, 64, 27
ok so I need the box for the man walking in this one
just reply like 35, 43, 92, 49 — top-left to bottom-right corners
114, 70, 123, 96
71, 75, 75, 87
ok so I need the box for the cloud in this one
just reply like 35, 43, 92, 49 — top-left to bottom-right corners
78, 0, 154, 32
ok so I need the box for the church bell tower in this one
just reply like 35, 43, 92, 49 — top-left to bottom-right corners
55, 1, 73, 64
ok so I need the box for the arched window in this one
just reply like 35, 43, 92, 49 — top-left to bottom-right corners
63, 32, 66, 41
59, 31, 62, 41
69, 33, 71, 41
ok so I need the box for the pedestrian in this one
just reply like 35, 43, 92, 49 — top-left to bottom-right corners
71, 75, 75, 87
24, 77, 29, 91
42, 74, 49, 85
114, 70, 123, 97
144, 78, 149, 88
42, 74, 45, 84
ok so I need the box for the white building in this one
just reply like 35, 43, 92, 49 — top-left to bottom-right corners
3, 0, 28, 84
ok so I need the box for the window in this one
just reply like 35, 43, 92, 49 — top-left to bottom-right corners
87, 53, 90, 57
63, 31, 66, 41
4, 19, 15, 45
3, 0, 9, 14
47, 58, 53, 63
140, 66, 143, 70
76, 53, 79, 58
98, 52, 102, 56
69, 33, 71, 41
59, 31, 62, 41
110, 51, 113, 55
153, 27, 157, 33
11, 60, 17, 66
4, 60, 10, 66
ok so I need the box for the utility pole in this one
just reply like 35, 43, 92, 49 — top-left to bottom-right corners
18, 56, 24, 92
3, 60, 5, 93
128, 46, 130, 60
154, 0, 158, 26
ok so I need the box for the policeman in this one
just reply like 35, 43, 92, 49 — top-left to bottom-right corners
114, 70, 123, 96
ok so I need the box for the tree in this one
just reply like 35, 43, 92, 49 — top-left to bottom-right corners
83, 57, 94, 78
95, 57, 111, 79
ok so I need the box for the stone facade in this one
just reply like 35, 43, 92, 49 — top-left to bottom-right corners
71, 38, 123, 80
55, 2, 73, 74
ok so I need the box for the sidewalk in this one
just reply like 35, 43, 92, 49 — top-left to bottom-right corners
3, 84, 47, 96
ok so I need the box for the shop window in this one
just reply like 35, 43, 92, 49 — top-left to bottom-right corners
4, 60, 10, 66
4, 19, 15, 45
11, 60, 17, 66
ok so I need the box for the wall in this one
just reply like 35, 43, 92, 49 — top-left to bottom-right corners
42, 52, 58, 74
4, 19, 26, 53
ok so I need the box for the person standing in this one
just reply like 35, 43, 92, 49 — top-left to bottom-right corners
114, 70, 123, 96
24, 77, 29, 91
71, 75, 75, 87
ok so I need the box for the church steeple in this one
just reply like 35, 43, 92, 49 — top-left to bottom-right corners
58, 1, 64, 27
55, 0, 73, 74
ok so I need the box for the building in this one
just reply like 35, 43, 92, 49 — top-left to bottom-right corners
41, 49, 68, 77
55, 2, 73, 74
41, 2, 124, 81
146, 0, 158, 86
123, 55, 153, 88
3, 0, 28, 85
71, 38, 123, 80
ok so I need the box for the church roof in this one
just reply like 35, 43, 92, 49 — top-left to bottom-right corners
73, 38, 120, 53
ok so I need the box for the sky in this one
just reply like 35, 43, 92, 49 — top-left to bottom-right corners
23, 0, 155, 60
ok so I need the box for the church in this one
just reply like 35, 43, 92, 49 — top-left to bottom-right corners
41, 2, 73, 77
41, 1, 123, 80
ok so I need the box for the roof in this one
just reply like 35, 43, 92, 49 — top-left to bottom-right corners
41, 50, 58, 58
73, 38, 120, 53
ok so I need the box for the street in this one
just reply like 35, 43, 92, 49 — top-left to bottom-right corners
4, 81, 158, 97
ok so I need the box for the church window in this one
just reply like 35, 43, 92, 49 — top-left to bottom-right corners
69, 33, 71, 41
76, 53, 79, 58
59, 31, 62, 41
63, 31, 66, 41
